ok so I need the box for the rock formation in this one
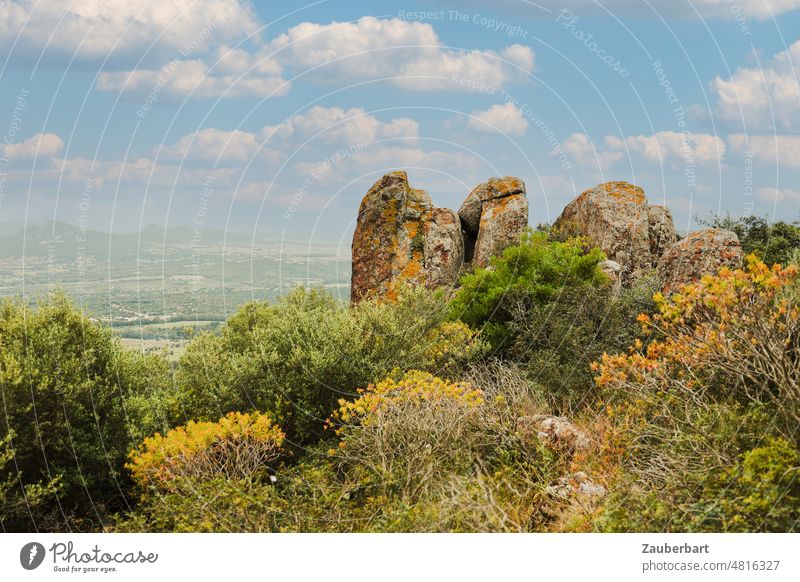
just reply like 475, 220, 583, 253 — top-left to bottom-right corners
658, 228, 744, 293
351, 172, 528, 303
458, 177, 529, 267
350, 172, 743, 303
552, 181, 676, 284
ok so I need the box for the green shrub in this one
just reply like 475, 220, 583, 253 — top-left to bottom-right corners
175, 286, 483, 446
449, 232, 606, 350
0, 292, 166, 531
508, 276, 657, 412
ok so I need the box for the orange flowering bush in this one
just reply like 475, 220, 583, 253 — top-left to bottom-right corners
595, 256, 800, 425
590, 256, 800, 531
128, 412, 284, 490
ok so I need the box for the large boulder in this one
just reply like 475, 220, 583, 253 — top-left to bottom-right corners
424, 208, 465, 289
658, 228, 744, 293
351, 172, 464, 303
458, 177, 528, 267
552, 181, 676, 284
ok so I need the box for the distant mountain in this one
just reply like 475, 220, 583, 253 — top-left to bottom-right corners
0, 220, 342, 260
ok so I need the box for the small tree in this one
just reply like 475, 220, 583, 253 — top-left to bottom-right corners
449, 232, 606, 350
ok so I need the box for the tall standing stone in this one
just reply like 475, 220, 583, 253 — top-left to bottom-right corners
458, 177, 528, 267
350, 172, 464, 303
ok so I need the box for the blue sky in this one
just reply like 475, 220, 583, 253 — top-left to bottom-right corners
0, 0, 798, 244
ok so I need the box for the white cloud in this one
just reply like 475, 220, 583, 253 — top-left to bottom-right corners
158, 128, 268, 164
1, 133, 64, 159
268, 16, 534, 90
95, 15, 534, 99
97, 57, 289, 100
49, 156, 235, 188
621, 131, 725, 163
713, 40, 800, 131
728, 133, 800, 168
757, 186, 800, 204
0, 0, 259, 65
159, 107, 419, 166
262, 106, 419, 145
561, 131, 725, 168
468, 103, 529, 136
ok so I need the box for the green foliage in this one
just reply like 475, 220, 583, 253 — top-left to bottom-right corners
508, 278, 657, 412
0, 292, 167, 531
699, 214, 800, 267
449, 232, 606, 350
174, 286, 483, 445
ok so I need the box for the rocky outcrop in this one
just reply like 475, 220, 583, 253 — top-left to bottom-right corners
552, 181, 676, 284
546, 471, 607, 502
351, 172, 528, 303
658, 228, 744, 293
517, 415, 591, 455
351, 172, 467, 303
459, 177, 528, 267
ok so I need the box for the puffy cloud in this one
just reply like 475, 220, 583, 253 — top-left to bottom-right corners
468, 103, 529, 136
621, 131, 725, 163
757, 186, 800, 204
268, 17, 534, 90
1, 133, 64, 160
728, 133, 800, 168
262, 106, 419, 145
158, 128, 266, 164
95, 15, 534, 99
560, 132, 624, 167
159, 107, 419, 166
97, 57, 289, 100
561, 131, 725, 167
49, 156, 235, 188
713, 40, 800, 131
0, 0, 259, 65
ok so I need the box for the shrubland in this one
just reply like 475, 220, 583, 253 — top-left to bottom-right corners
2, 229, 798, 532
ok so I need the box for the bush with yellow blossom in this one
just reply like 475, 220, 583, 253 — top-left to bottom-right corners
128, 411, 285, 491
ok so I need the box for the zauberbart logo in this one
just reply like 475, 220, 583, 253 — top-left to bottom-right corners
20, 542, 46, 570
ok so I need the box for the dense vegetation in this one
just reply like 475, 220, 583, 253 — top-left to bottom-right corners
1, 223, 798, 532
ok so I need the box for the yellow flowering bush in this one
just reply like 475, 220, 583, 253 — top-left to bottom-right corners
331, 370, 484, 429
128, 412, 284, 490
423, 321, 485, 375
